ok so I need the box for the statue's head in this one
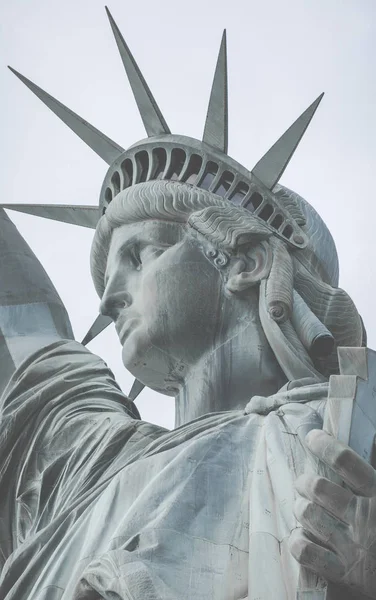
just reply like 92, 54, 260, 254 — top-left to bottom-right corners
7, 8, 365, 395
91, 178, 363, 393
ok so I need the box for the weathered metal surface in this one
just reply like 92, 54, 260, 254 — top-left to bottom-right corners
1, 9, 375, 600
81, 313, 112, 346
252, 93, 324, 190
1, 203, 100, 228
106, 7, 170, 137
325, 346, 376, 466
202, 30, 228, 153
9, 67, 124, 164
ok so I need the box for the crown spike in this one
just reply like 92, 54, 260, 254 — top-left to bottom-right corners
8, 67, 124, 165
128, 379, 145, 401
105, 7, 170, 137
202, 30, 228, 153
1, 204, 100, 229
252, 93, 324, 190
81, 314, 113, 346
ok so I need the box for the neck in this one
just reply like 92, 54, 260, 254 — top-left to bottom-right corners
174, 317, 286, 428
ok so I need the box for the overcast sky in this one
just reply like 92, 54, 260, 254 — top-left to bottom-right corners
1, 0, 375, 429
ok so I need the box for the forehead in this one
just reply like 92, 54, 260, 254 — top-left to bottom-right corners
109, 220, 185, 256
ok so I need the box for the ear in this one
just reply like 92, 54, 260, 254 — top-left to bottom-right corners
226, 241, 272, 293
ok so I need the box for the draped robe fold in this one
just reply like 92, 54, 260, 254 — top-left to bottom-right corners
0, 340, 329, 599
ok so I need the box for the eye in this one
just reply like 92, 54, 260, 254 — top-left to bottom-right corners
126, 243, 170, 270
129, 245, 142, 269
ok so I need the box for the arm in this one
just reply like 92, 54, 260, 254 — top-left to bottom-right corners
0, 208, 73, 391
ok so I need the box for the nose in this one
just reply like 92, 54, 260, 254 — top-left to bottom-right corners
100, 286, 132, 320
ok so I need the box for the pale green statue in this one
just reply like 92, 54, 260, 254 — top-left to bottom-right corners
0, 9, 375, 600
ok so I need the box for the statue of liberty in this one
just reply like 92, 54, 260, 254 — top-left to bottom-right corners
0, 8, 375, 599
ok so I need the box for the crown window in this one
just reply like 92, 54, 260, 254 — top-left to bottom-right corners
165, 148, 186, 181
150, 148, 167, 180
270, 214, 283, 230
244, 191, 263, 212
258, 203, 274, 222
229, 182, 249, 205
199, 161, 219, 190
282, 224, 293, 239
181, 154, 203, 185
121, 159, 133, 188
105, 187, 113, 204
213, 171, 234, 197
111, 171, 121, 196
135, 151, 149, 183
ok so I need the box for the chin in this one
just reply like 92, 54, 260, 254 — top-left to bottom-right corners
121, 332, 179, 396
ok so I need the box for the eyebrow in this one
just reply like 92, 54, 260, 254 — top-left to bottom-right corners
116, 235, 139, 256
118, 222, 183, 253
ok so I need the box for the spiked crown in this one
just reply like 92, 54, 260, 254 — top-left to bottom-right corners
5, 8, 324, 397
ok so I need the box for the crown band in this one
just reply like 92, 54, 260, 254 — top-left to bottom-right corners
100, 137, 309, 249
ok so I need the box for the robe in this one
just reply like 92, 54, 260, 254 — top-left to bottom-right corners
0, 340, 329, 600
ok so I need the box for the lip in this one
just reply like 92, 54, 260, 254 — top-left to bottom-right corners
116, 317, 140, 344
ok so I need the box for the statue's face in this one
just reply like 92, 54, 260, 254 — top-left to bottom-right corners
100, 220, 227, 393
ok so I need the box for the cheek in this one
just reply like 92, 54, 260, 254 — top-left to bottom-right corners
140, 259, 223, 340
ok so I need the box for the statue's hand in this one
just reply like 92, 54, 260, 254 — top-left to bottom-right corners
289, 429, 376, 599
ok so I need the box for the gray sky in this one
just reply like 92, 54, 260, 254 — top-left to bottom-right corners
1, 0, 375, 430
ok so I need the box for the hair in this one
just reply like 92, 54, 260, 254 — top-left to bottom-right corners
91, 180, 271, 296
91, 179, 364, 379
